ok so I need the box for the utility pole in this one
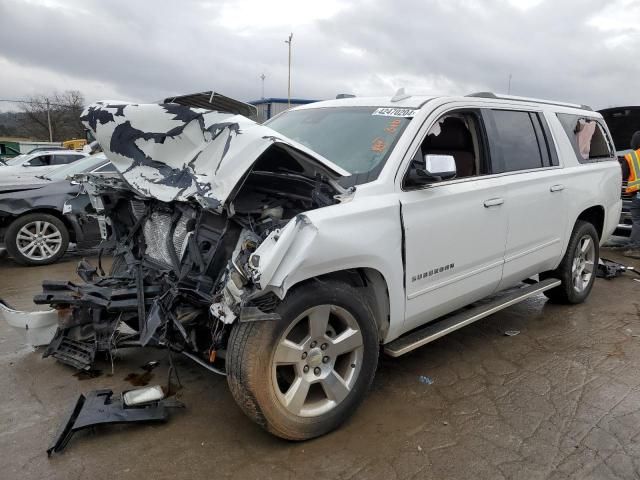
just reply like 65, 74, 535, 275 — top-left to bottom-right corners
507, 73, 512, 95
260, 73, 266, 99
46, 99, 53, 142
285, 33, 293, 107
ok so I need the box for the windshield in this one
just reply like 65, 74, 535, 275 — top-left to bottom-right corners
266, 106, 413, 185
45, 154, 108, 180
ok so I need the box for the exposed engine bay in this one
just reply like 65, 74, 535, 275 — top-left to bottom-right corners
34, 102, 349, 372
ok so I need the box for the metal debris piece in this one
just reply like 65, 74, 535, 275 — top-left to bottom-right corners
418, 375, 434, 385
597, 258, 628, 279
504, 330, 520, 337
47, 388, 184, 456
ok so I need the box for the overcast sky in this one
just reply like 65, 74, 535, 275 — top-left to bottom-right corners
1, 0, 638, 111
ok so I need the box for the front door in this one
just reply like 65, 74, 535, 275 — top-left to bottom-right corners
399, 109, 509, 333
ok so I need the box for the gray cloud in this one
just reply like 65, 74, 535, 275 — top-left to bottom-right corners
1, 0, 638, 110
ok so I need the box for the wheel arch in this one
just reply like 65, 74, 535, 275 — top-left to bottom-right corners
575, 205, 605, 240
277, 267, 391, 343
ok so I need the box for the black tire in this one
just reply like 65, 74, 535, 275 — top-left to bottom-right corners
541, 220, 599, 304
226, 279, 379, 440
5, 213, 69, 266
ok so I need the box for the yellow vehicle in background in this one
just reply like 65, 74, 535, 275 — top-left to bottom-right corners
63, 138, 87, 150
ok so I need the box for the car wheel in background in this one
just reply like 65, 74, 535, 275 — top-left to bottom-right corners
5, 213, 69, 266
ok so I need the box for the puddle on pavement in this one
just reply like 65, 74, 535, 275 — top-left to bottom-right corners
124, 361, 161, 386
124, 371, 154, 386
74, 369, 103, 380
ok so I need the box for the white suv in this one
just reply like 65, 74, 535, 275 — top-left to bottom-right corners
3, 93, 621, 441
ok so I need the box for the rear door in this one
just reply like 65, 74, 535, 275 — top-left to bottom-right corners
485, 109, 569, 289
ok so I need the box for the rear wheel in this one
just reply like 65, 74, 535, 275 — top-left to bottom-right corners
541, 220, 599, 304
5, 213, 69, 266
226, 280, 379, 440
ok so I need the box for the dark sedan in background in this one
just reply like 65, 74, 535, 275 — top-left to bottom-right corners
0, 154, 114, 265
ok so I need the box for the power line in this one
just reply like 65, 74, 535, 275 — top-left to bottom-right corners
0, 99, 78, 108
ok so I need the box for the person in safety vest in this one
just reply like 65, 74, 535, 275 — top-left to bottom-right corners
622, 131, 640, 258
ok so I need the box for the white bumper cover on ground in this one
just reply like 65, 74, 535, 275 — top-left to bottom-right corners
0, 299, 57, 346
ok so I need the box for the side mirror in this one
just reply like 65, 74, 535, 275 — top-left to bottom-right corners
405, 153, 458, 188
418, 154, 457, 181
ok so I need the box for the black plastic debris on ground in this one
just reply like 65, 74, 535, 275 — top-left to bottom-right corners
44, 329, 97, 371
597, 258, 640, 279
47, 389, 184, 456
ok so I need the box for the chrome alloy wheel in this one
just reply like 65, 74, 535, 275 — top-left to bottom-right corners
572, 234, 595, 293
271, 305, 364, 417
16, 220, 63, 261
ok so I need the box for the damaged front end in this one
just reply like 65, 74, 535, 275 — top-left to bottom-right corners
29, 101, 348, 372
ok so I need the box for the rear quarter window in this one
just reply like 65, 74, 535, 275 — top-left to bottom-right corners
557, 113, 615, 163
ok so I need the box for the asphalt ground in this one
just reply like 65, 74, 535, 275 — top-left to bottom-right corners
2, 247, 640, 480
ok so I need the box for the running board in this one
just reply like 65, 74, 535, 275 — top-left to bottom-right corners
384, 278, 561, 357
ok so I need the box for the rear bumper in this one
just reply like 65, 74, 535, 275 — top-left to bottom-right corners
0, 298, 58, 346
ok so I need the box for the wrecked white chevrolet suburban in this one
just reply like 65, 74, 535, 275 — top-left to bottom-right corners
2, 92, 622, 440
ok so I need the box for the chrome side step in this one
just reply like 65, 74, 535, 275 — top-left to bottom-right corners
384, 278, 561, 357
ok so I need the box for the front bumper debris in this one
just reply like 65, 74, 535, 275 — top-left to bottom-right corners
0, 298, 58, 346
47, 387, 184, 456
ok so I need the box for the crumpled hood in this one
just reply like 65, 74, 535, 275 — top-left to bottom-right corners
81, 102, 349, 207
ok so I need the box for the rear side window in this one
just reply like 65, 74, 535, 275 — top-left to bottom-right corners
52, 154, 83, 165
490, 110, 545, 172
557, 113, 614, 163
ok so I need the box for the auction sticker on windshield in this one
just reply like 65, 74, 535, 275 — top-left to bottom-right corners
372, 108, 417, 117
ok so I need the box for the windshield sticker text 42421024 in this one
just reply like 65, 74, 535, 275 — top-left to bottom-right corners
372, 108, 416, 118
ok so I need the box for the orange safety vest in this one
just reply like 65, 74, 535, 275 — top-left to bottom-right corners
625, 149, 640, 194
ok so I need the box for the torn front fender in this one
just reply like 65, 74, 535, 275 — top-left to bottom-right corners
248, 214, 318, 291
0, 298, 58, 346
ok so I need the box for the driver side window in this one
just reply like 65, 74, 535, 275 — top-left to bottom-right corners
404, 110, 489, 188
26, 154, 52, 166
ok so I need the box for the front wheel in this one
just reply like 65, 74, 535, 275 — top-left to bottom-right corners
226, 280, 379, 440
541, 220, 599, 304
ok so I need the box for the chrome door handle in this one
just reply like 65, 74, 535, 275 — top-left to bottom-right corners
550, 184, 565, 192
483, 198, 504, 208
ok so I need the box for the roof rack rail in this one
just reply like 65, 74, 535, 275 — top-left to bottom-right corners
465, 92, 592, 111
467, 92, 498, 99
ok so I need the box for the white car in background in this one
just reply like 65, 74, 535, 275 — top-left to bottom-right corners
0, 149, 88, 178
